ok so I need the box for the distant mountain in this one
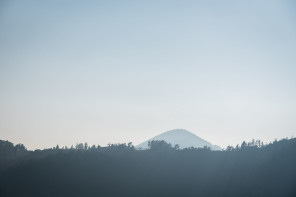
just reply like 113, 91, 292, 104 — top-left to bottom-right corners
136, 129, 222, 150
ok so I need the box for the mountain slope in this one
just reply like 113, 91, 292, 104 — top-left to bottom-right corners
136, 129, 221, 150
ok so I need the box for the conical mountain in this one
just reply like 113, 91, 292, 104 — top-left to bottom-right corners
136, 129, 221, 150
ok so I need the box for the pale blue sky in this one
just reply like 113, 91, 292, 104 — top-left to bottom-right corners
1, 0, 296, 149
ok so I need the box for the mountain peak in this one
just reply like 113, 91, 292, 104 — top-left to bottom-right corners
162, 129, 200, 136
136, 129, 221, 150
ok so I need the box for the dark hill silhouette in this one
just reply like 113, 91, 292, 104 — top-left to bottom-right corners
0, 138, 296, 197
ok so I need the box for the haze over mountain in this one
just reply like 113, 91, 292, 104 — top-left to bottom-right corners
136, 129, 221, 150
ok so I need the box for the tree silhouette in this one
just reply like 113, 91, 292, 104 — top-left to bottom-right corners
0, 138, 296, 197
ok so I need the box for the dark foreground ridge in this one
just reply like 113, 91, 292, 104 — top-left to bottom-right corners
0, 138, 296, 197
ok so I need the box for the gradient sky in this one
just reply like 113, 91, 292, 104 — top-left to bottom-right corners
1, 0, 296, 150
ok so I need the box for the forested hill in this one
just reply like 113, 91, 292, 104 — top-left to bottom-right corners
0, 138, 296, 197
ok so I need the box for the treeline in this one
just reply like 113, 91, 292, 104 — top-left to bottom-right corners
0, 138, 296, 197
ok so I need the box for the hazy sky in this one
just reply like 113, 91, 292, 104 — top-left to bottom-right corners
1, 0, 296, 150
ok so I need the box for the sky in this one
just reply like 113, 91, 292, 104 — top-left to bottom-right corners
0, 0, 296, 150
